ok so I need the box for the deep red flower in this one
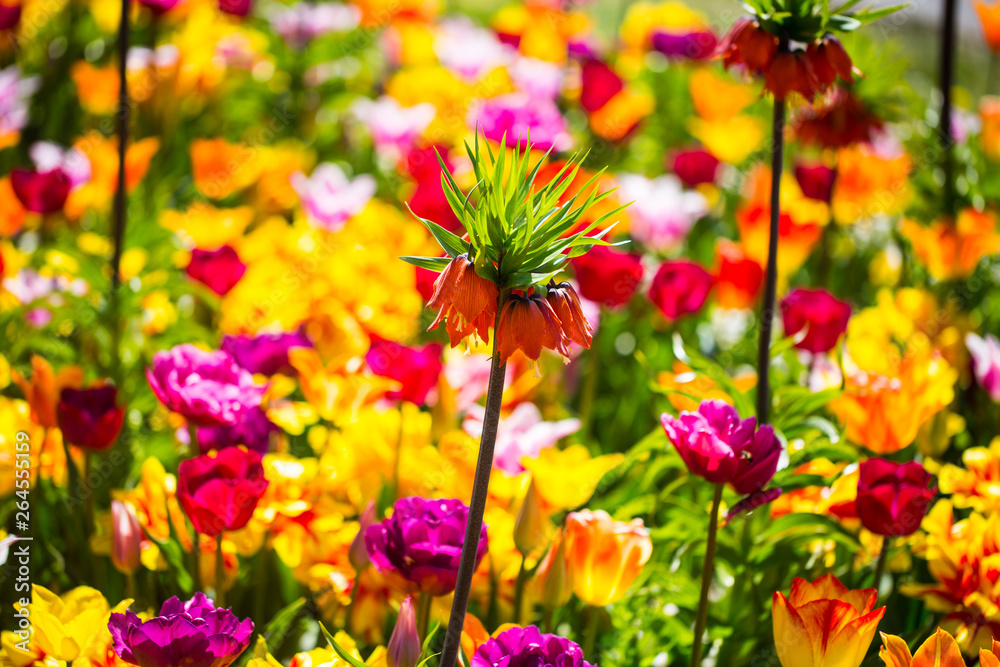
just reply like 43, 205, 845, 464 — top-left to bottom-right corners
365, 336, 443, 405
177, 447, 269, 537
579, 59, 623, 113
715, 240, 763, 310
780, 288, 851, 354
545, 282, 593, 349
672, 149, 719, 187
0, 2, 21, 30
496, 292, 570, 364
57, 386, 124, 452
717, 18, 778, 72
219, 0, 251, 15
764, 50, 820, 101
856, 459, 936, 536
794, 162, 837, 203
570, 245, 643, 308
11, 168, 71, 214
648, 260, 713, 320
186, 246, 247, 296
806, 34, 855, 86
427, 254, 499, 347
406, 146, 462, 234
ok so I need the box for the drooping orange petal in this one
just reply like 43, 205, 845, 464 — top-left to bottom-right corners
880, 632, 914, 667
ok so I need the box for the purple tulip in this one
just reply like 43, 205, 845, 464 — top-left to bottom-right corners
660, 399, 781, 495
387, 596, 421, 667
220, 329, 312, 376
146, 344, 269, 427
472, 625, 594, 667
109, 593, 253, 667
967, 332, 1000, 402
196, 405, 277, 454
365, 496, 488, 596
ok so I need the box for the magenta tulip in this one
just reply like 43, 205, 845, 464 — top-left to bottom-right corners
780, 287, 851, 354
177, 447, 269, 536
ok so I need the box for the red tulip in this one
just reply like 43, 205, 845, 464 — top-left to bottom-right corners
648, 260, 713, 320
177, 447, 269, 536
794, 162, 837, 203
570, 245, 643, 308
365, 336, 443, 406
0, 2, 21, 30
57, 386, 125, 452
856, 459, 936, 536
219, 0, 251, 15
715, 240, 763, 310
580, 58, 623, 113
11, 168, 71, 214
186, 246, 247, 296
780, 288, 851, 354
672, 149, 719, 187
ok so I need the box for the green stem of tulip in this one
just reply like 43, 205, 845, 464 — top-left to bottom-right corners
126, 571, 137, 602
417, 591, 433, 643
755, 89, 787, 426
513, 556, 530, 625
578, 315, 601, 446
394, 402, 404, 499
583, 605, 599, 660
690, 483, 724, 667
543, 607, 554, 634
438, 291, 508, 667
215, 533, 225, 608
192, 532, 202, 593
873, 539, 889, 596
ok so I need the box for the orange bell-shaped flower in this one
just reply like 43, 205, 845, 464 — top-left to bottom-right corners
496, 291, 571, 364
428, 254, 499, 347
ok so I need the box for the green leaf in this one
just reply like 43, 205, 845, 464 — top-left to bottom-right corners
399, 256, 452, 272
319, 622, 368, 667
407, 205, 467, 258
262, 597, 307, 643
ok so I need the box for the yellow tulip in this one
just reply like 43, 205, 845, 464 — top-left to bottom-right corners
564, 509, 652, 606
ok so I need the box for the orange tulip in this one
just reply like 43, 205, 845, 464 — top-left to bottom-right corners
12, 356, 83, 429
879, 628, 968, 666
982, 639, 1000, 667
563, 509, 652, 606
772, 574, 885, 667
975, 0, 1000, 53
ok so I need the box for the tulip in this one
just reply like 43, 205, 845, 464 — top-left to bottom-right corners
471, 93, 571, 152
983, 638, 1000, 667
186, 246, 247, 296
146, 344, 269, 427
617, 174, 708, 253
570, 245, 643, 308
879, 628, 967, 666
715, 240, 764, 309
976, 0, 1000, 53
535, 529, 572, 610
365, 336, 443, 406
406, 146, 462, 234
513, 481, 547, 556
563, 509, 652, 607
472, 626, 594, 667
290, 163, 376, 232
780, 288, 851, 354
365, 496, 488, 596
0, 2, 21, 30
648, 260, 713, 321
387, 597, 422, 667
177, 447, 269, 537
12, 355, 83, 429
967, 332, 1000, 402
352, 97, 436, 161
196, 405, 278, 454
772, 575, 885, 667
10, 168, 71, 214
136, 0, 184, 13
427, 253, 499, 347
856, 459, 936, 537
220, 328, 312, 376
794, 162, 837, 204
110, 500, 142, 575
219, 0, 251, 16
349, 500, 377, 572
661, 400, 782, 494
109, 593, 254, 667
496, 292, 572, 364
579, 58, 623, 113
651, 30, 718, 60
56, 386, 124, 452
672, 149, 719, 187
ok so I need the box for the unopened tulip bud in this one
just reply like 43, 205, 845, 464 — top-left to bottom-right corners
513, 480, 548, 556
111, 500, 142, 575
349, 500, 377, 572
387, 596, 421, 667
535, 528, 572, 609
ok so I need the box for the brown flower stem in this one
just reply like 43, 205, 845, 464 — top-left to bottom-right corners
438, 294, 508, 667
417, 591, 433, 642
109, 0, 130, 385
215, 532, 225, 608
940, 0, 957, 218
690, 483, 724, 667
192, 532, 202, 593
755, 91, 787, 426
873, 538, 889, 597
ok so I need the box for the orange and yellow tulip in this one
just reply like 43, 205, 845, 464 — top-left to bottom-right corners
12, 355, 83, 429
772, 574, 885, 667
975, 0, 1000, 53
563, 509, 652, 607
879, 628, 967, 666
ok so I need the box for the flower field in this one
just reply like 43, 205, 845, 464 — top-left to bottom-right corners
2, 0, 1000, 665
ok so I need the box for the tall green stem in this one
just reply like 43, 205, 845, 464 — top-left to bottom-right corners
690, 484, 724, 667
192, 532, 202, 593
755, 89, 787, 425
416, 591, 433, 642
438, 295, 507, 667
512, 557, 530, 625
872, 539, 889, 597
215, 533, 225, 607
393, 402, 404, 499
583, 605, 599, 659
